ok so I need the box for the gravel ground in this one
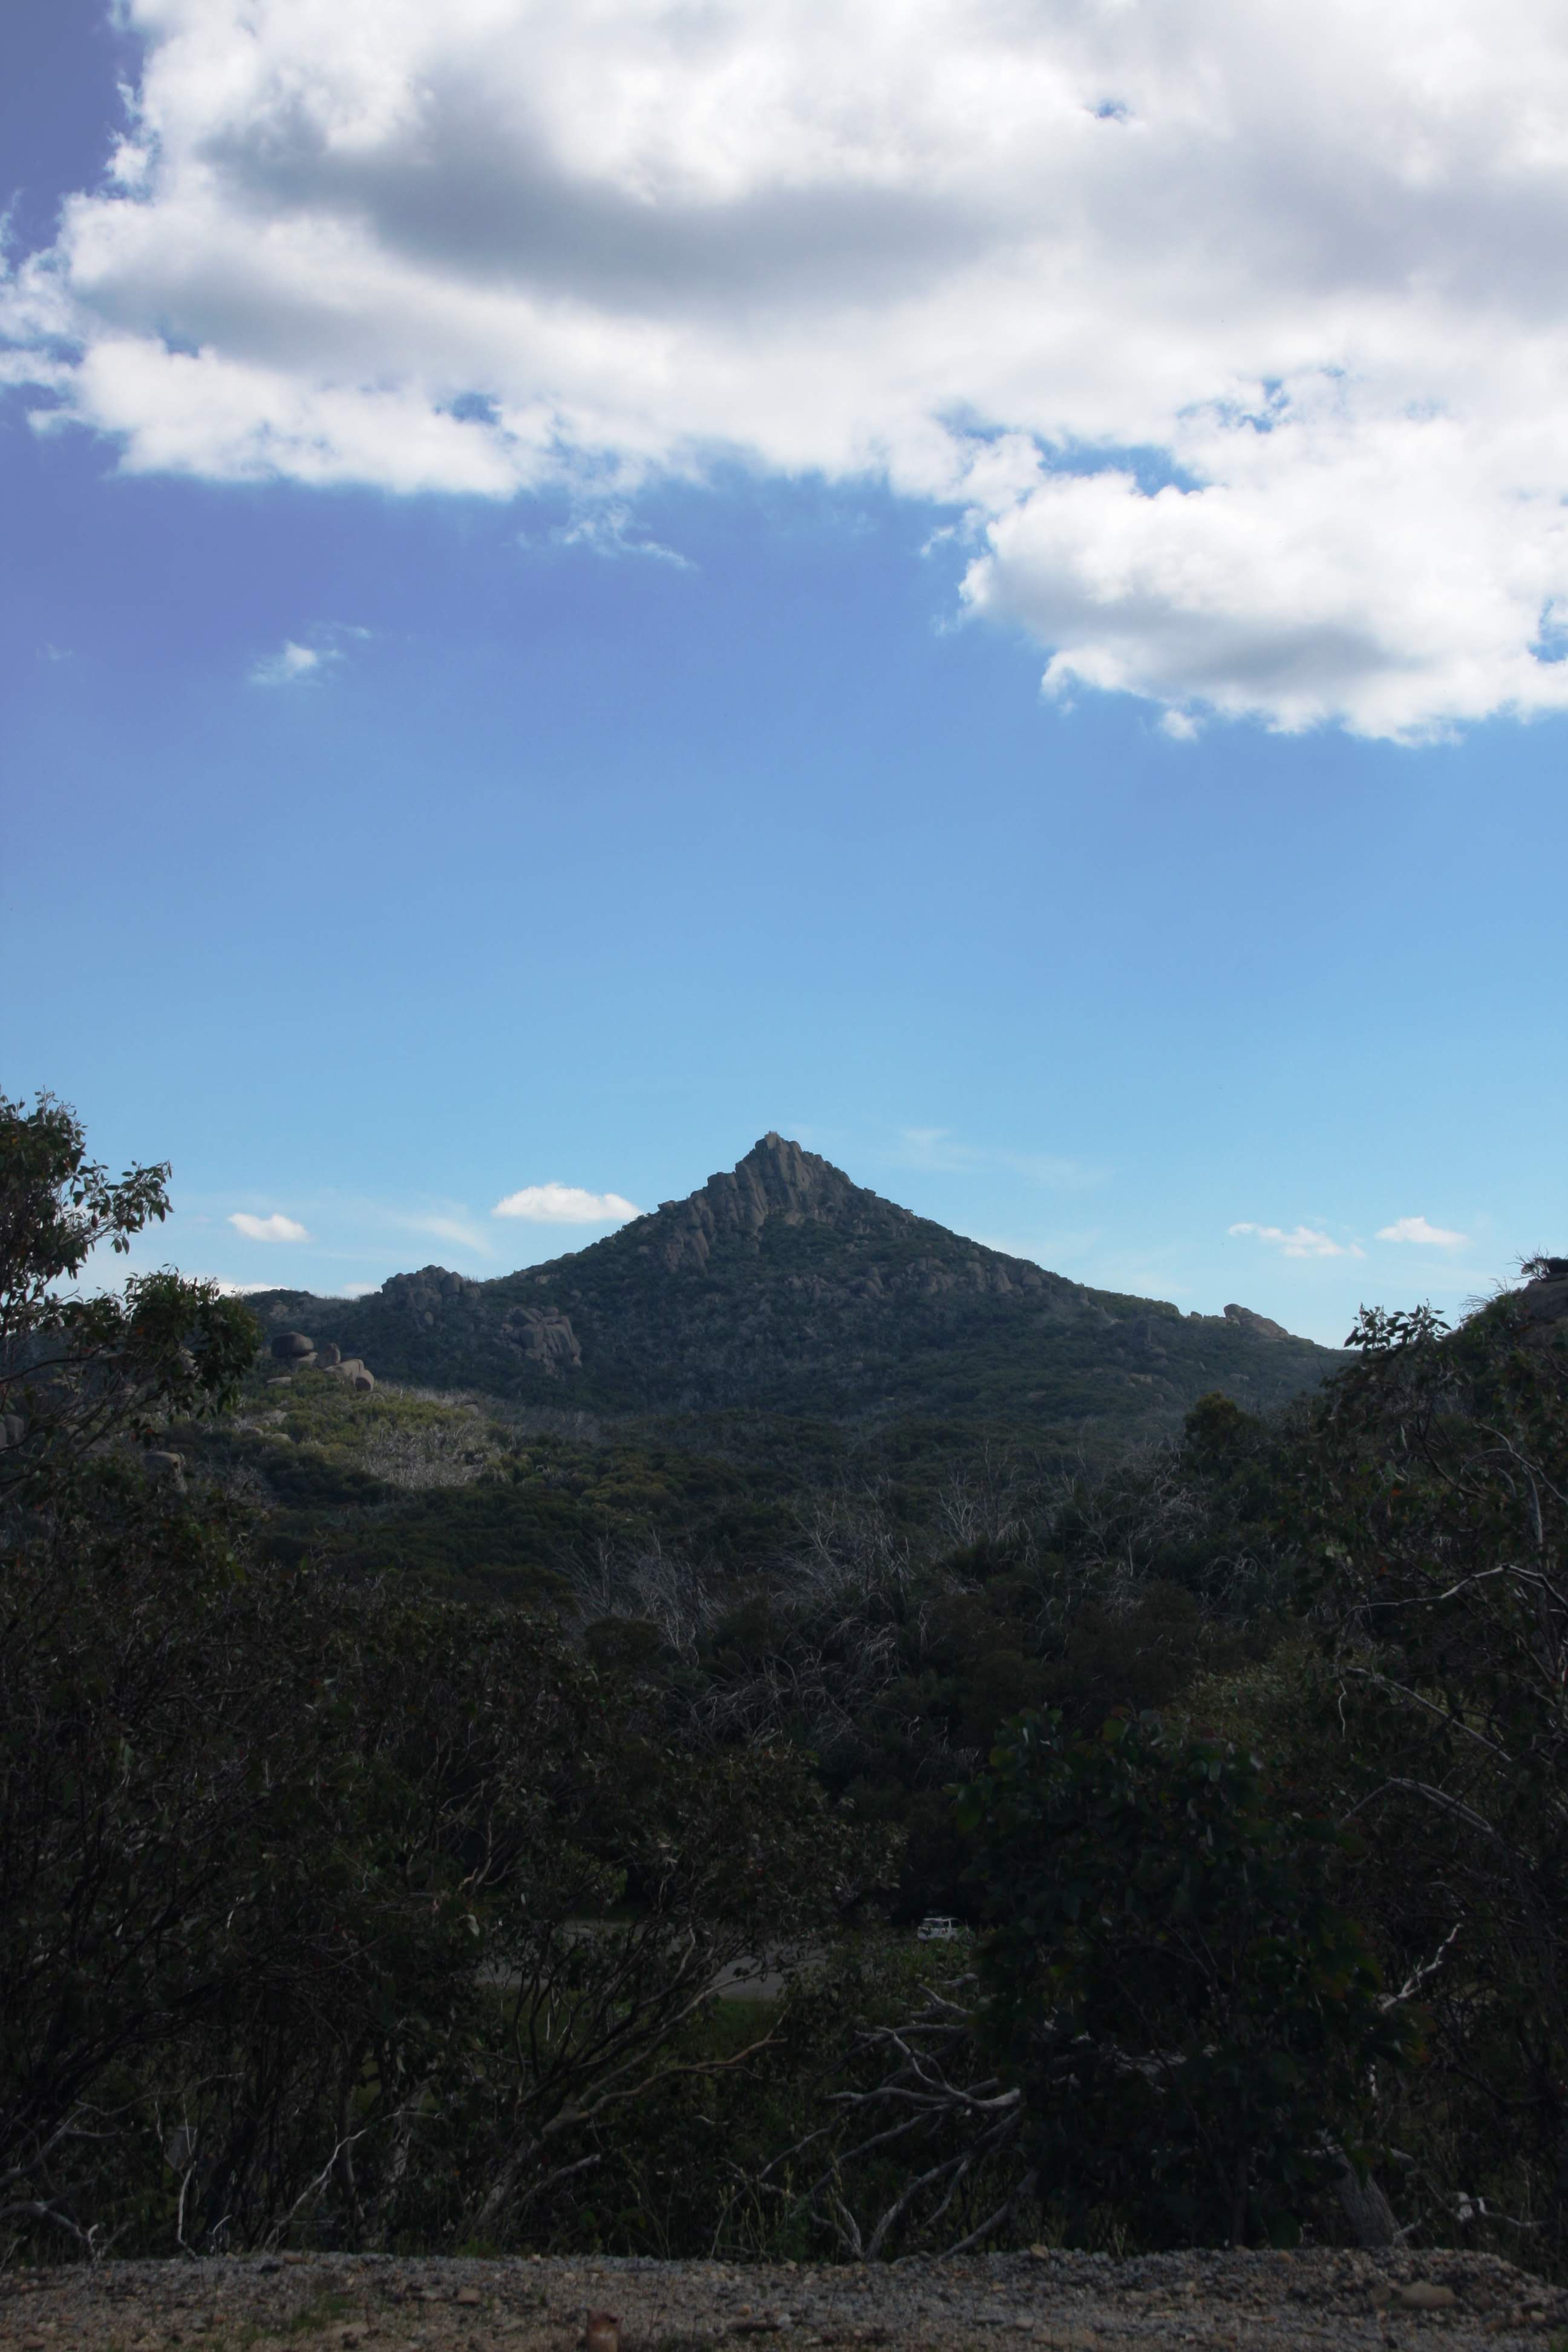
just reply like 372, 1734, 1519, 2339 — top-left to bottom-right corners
1, 2248, 1564, 2352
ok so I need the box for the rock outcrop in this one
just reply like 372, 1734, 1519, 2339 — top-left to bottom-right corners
382, 1267, 484, 1328
1514, 1258, 1568, 1345
269, 1328, 374, 1391
635, 1135, 1074, 1310
500, 1305, 582, 1376
644, 1132, 869, 1272
1224, 1303, 1290, 1342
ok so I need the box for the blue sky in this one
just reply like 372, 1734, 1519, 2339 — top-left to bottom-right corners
5, 0, 1565, 1345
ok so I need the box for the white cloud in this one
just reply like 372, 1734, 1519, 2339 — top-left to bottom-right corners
248, 623, 366, 685
206, 1276, 279, 1295
336, 1280, 383, 1298
546, 505, 693, 567
492, 1182, 644, 1224
229, 1210, 310, 1241
12, 2, 1568, 732
1377, 1214, 1469, 1248
249, 639, 328, 686
1229, 1221, 1364, 1261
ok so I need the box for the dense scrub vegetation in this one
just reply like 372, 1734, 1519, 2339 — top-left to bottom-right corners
5, 1093, 1568, 2273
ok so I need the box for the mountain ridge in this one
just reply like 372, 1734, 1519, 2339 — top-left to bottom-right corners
250, 1133, 1342, 1435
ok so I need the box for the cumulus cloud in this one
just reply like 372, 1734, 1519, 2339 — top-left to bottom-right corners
229, 1210, 309, 1241
493, 1183, 644, 1224
1229, 1221, 1364, 1261
11, 1, 1568, 731
1377, 1214, 1469, 1247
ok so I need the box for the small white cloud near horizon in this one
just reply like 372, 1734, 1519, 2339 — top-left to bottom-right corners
1229, 1221, 1364, 1261
493, 1182, 644, 1224
229, 1210, 309, 1242
1377, 1215, 1469, 1249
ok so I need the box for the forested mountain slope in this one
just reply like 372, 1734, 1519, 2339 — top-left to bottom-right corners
249, 1133, 1341, 1436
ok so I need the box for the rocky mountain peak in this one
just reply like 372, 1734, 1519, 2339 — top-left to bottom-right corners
644, 1133, 906, 1273
243, 1134, 1349, 1429
720, 1132, 871, 1224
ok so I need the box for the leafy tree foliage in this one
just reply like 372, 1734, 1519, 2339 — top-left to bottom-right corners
957, 1711, 1415, 2249
0, 1090, 255, 1494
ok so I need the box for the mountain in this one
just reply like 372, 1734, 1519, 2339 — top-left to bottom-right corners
248, 1134, 1342, 1438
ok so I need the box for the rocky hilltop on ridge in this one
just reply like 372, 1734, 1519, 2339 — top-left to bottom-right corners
249, 1134, 1342, 1435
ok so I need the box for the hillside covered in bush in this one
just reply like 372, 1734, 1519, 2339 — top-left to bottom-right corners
7, 1091, 1568, 2272
244, 1132, 1342, 1435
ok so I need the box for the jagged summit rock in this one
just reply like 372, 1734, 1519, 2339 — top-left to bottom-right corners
245, 1135, 1343, 1433
1224, 1303, 1290, 1342
1514, 1258, 1568, 1347
645, 1133, 924, 1273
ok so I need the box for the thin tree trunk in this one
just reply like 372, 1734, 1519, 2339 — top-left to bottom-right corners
1230, 2148, 1251, 2247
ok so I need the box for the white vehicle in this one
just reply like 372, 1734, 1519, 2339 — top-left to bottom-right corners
916, 1913, 962, 1942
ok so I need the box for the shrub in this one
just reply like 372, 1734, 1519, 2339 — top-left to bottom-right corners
958, 1710, 1416, 2247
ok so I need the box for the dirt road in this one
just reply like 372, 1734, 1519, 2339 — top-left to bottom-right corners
1, 2245, 1562, 2352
